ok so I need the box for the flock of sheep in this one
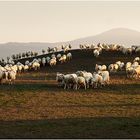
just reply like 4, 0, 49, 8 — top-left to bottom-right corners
0, 43, 139, 87
0, 45, 72, 84
80, 43, 140, 57
55, 43, 140, 90
56, 70, 109, 90
56, 56, 140, 90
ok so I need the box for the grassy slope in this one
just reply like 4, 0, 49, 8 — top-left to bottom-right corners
0, 49, 140, 138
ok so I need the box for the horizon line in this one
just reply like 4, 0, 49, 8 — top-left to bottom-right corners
0, 27, 140, 44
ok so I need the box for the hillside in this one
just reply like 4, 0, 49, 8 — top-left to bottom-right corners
0, 49, 140, 138
17, 49, 139, 73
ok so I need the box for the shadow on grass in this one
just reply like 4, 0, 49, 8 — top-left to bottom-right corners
0, 82, 139, 95
0, 117, 140, 138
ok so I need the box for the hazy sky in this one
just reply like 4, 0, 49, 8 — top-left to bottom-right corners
0, 1, 140, 43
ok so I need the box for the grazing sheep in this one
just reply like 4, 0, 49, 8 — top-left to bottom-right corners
133, 57, 140, 63
66, 53, 72, 60
126, 62, 132, 70
93, 49, 100, 57
49, 58, 57, 67
24, 65, 29, 72
59, 55, 67, 63
98, 70, 110, 86
135, 47, 140, 53
62, 45, 71, 52
56, 54, 61, 60
90, 73, 103, 88
7, 70, 17, 84
132, 62, 139, 68
46, 57, 51, 64
77, 76, 86, 90
133, 65, 140, 79
56, 72, 64, 87
42, 57, 46, 66
32, 62, 40, 70
62, 74, 78, 90
51, 54, 56, 59
95, 64, 102, 71
25, 60, 30, 65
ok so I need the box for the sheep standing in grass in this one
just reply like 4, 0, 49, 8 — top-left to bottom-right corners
98, 70, 110, 86
90, 73, 103, 88
59, 55, 67, 63
42, 57, 46, 67
66, 53, 72, 60
7, 70, 17, 84
49, 58, 57, 67
32, 62, 40, 70
56, 54, 61, 60
24, 65, 29, 72
56, 72, 64, 87
93, 49, 100, 57
46, 57, 51, 64
62, 74, 78, 90
77, 76, 86, 90
133, 57, 140, 63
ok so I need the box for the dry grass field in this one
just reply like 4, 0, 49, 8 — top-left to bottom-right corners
0, 49, 140, 138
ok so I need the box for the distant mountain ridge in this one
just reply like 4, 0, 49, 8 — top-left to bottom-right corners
1, 28, 140, 59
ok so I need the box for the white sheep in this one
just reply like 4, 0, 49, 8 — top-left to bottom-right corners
90, 73, 103, 88
77, 76, 86, 90
56, 54, 61, 60
66, 53, 72, 60
93, 49, 100, 57
42, 57, 46, 66
32, 62, 40, 70
98, 70, 110, 86
49, 58, 57, 67
59, 55, 67, 63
